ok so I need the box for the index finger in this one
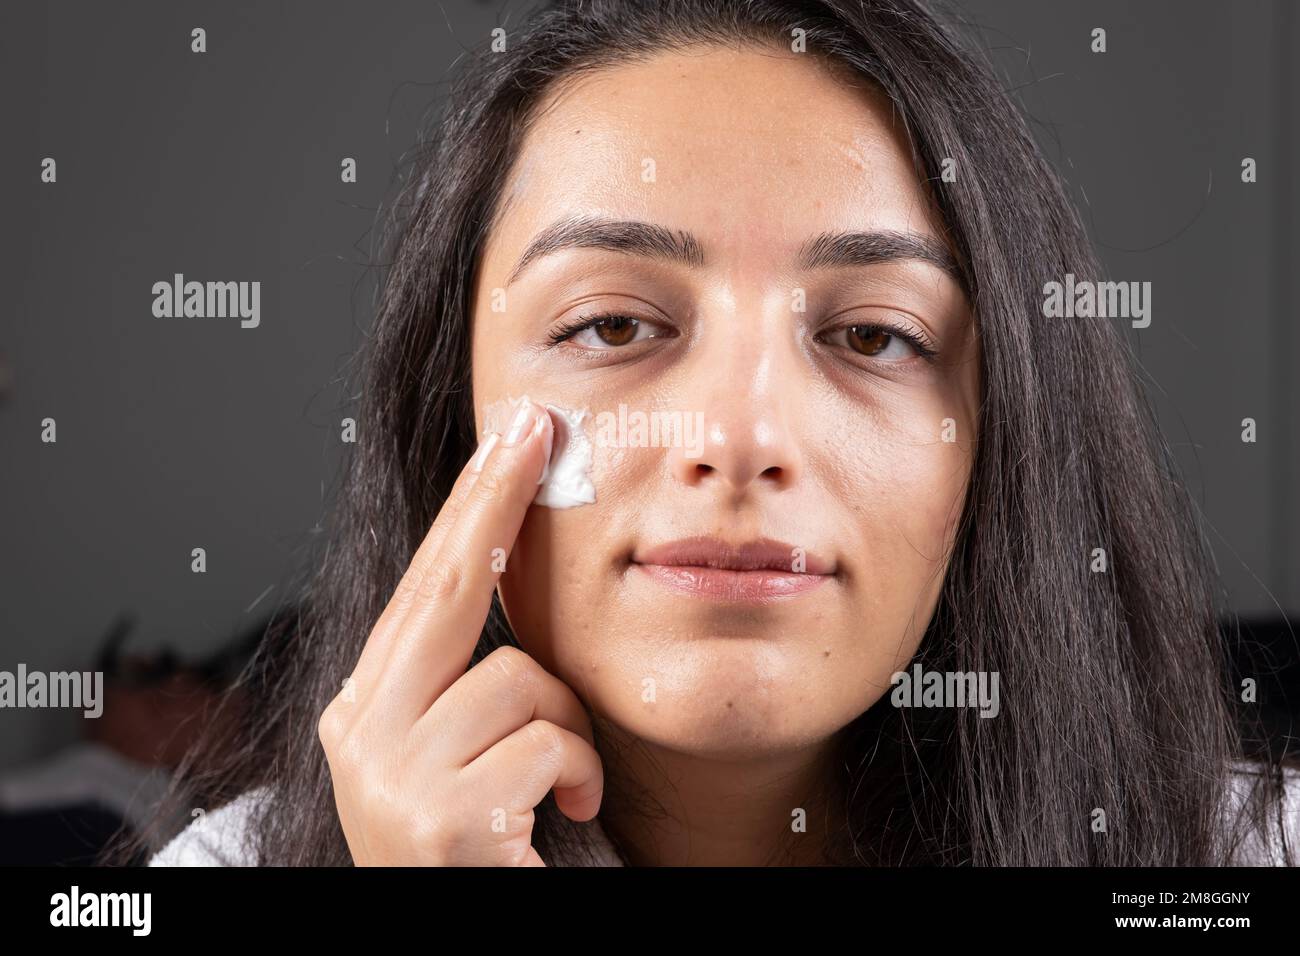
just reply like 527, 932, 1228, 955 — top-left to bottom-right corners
358, 397, 554, 727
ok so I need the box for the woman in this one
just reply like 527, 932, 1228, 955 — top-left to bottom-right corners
123, 0, 1298, 866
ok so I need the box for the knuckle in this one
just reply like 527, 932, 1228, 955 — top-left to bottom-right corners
389, 558, 432, 613
333, 724, 372, 773
416, 560, 463, 604
317, 704, 344, 750
486, 645, 535, 694
523, 719, 565, 761
386, 577, 418, 614
472, 463, 510, 502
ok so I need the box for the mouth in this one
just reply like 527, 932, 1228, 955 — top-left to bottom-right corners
629, 535, 835, 603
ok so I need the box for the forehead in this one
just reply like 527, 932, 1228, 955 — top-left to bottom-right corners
486, 45, 944, 271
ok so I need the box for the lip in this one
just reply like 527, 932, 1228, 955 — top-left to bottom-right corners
630, 536, 835, 603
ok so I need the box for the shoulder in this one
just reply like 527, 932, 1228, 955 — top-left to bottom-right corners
1222, 759, 1300, 866
147, 785, 274, 867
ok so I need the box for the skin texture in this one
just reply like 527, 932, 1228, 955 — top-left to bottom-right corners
468, 44, 980, 865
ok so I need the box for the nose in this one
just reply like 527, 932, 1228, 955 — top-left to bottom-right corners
667, 329, 804, 497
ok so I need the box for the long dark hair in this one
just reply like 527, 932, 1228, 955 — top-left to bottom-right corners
108, 0, 1295, 866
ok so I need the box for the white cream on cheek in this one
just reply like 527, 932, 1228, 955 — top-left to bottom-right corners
482, 394, 596, 508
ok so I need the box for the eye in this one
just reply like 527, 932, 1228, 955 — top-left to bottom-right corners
547, 312, 671, 350
817, 323, 936, 362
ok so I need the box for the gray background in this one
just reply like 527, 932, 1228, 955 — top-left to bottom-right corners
1, 0, 1296, 768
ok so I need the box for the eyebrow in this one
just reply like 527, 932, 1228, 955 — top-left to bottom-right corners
799, 229, 965, 288
507, 216, 704, 286
505, 215, 965, 289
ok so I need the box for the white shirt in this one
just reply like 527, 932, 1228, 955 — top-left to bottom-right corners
147, 786, 626, 866
149, 760, 1300, 866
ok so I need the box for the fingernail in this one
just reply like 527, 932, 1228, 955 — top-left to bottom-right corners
535, 412, 553, 485
473, 432, 500, 471
503, 398, 536, 446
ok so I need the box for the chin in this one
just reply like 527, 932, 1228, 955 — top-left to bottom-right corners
550, 637, 855, 758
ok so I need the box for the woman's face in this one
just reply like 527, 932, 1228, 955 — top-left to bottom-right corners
470, 46, 979, 761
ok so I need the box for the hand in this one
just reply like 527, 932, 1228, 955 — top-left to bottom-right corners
318, 397, 603, 865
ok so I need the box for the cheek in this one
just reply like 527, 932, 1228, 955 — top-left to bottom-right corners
865, 435, 969, 562
497, 505, 594, 674
494, 438, 643, 672
826, 406, 972, 663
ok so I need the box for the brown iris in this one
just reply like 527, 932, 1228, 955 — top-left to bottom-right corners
846, 325, 891, 356
591, 315, 638, 346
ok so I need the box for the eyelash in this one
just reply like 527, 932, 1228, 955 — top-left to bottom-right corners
546, 311, 656, 348
817, 321, 939, 362
545, 311, 938, 363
